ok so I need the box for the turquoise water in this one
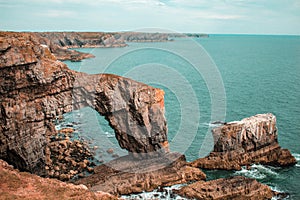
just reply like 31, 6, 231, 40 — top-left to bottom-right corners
63, 35, 300, 199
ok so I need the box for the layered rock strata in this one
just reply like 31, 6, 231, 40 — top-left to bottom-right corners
75, 152, 206, 196
36, 32, 127, 49
190, 113, 296, 170
0, 31, 168, 175
175, 176, 275, 200
0, 159, 118, 200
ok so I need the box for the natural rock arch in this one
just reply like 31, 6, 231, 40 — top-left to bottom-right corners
0, 32, 168, 174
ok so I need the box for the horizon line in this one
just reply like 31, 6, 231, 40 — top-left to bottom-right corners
1, 29, 299, 37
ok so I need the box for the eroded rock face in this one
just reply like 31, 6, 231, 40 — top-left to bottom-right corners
190, 114, 296, 170
0, 31, 168, 174
36, 32, 127, 49
175, 176, 275, 200
75, 152, 206, 195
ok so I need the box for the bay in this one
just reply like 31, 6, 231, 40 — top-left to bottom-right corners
63, 35, 300, 199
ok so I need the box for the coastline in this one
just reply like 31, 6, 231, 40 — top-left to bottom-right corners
1, 30, 296, 199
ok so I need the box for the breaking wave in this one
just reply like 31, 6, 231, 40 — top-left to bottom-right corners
121, 184, 187, 200
292, 153, 300, 167
234, 164, 279, 180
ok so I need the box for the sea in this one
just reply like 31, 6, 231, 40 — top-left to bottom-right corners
61, 35, 300, 199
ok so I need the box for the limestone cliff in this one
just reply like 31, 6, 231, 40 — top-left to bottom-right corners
116, 32, 169, 42
35, 32, 127, 49
190, 113, 296, 170
0, 31, 168, 174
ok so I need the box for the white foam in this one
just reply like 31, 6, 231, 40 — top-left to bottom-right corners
270, 186, 289, 200
104, 132, 114, 138
201, 122, 223, 128
292, 153, 300, 167
55, 125, 61, 130
234, 164, 278, 180
121, 184, 187, 200
292, 153, 300, 161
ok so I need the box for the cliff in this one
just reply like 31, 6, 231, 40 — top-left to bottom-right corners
116, 32, 169, 42
35, 32, 127, 49
0, 31, 168, 175
33, 32, 171, 61
190, 113, 296, 170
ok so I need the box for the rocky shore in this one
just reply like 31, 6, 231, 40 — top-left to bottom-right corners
45, 128, 95, 181
175, 176, 275, 200
0, 31, 297, 199
75, 152, 206, 195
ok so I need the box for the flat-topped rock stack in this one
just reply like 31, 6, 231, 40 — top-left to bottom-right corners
190, 113, 296, 170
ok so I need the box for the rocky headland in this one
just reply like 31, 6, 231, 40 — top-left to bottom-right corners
0, 31, 297, 199
24, 32, 208, 62
0, 31, 169, 176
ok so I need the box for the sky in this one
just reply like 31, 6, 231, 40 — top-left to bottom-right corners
0, 0, 300, 35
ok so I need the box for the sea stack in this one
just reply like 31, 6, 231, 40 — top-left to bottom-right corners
190, 113, 297, 170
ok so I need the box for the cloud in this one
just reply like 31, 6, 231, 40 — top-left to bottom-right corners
38, 10, 75, 18
203, 14, 244, 20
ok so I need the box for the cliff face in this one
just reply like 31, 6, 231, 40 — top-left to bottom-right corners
117, 32, 169, 42
0, 32, 168, 174
190, 113, 296, 170
36, 32, 127, 49
33, 32, 171, 61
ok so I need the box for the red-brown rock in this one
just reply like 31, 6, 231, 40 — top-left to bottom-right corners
190, 114, 296, 170
0, 159, 118, 200
0, 31, 168, 175
175, 176, 274, 200
75, 152, 206, 196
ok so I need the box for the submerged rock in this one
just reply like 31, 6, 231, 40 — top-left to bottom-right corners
190, 113, 297, 170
